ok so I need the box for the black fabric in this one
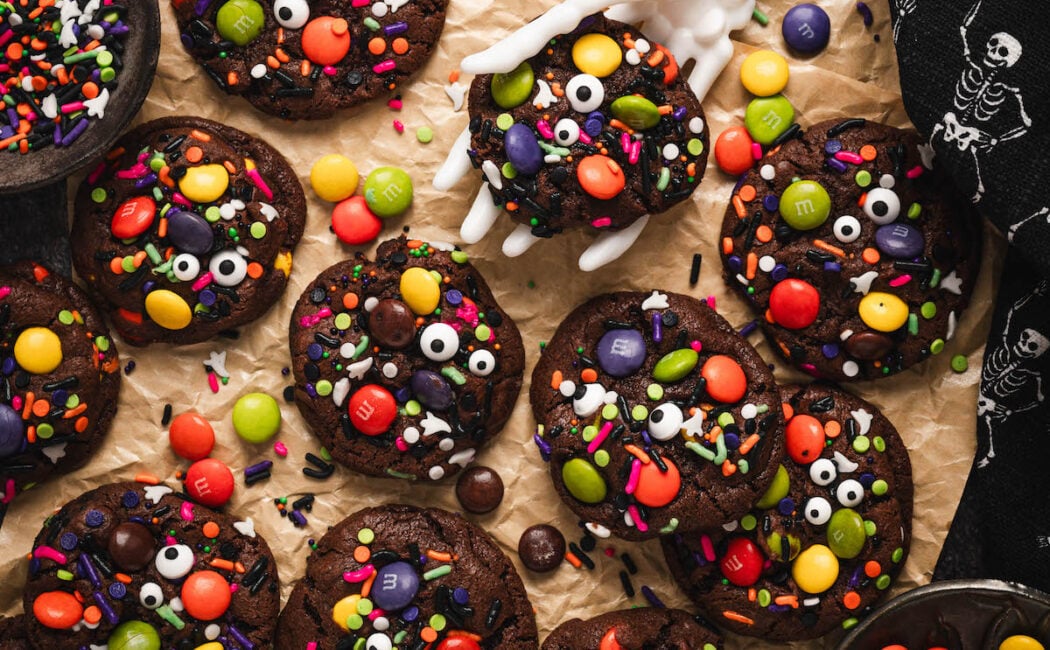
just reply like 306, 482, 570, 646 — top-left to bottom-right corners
0, 182, 71, 276
892, 1, 1050, 590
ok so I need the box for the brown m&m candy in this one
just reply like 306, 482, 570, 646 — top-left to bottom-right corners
455, 466, 504, 514
518, 524, 565, 573
107, 522, 157, 572
369, 299, 416, 349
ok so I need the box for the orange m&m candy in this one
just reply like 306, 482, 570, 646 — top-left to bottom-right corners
701, 355, 747, 403
714, 126, 754, 176
168, 411, 216, 461
786, 414, 825, 465
577, 155, 626, 200
633, 456, 681, 508
32, 591, 83, 629
599, 628, 624, 650
181, 570, 231, 621
302, 16, 351, 66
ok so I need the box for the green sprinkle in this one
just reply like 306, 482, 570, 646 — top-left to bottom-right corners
717, 412, 734, 428
385, 468, 417, 479
631, 405, 648, 421
496, 113, 514, 130
920, 301, 937, 319
405, 400, 421, 416
58, 310, 74, 325
416, 127, 434, 144
646, 384, 664, 401
36, 423, 54, 439
334, 313, 352, 330
601, 404, 619, 421
855, 170, 872, 187
393, 632, 408, 644
581, 425, 597, 443
907, 202, 922, 219
741, 514, 757, 531
864, 520, 877, 537
56, 568, 74, 581
658, 518, 679, 534
892, 547, 904, 563
756, 404, 769, 414
450, 250, 469, 264
66, 394, 80, 409
363, 16, 381, 31
687, 138, 704, 156
423, 564, 452, 581
353, 336, 370, 359
594, 449, 610, 467
144, 243, 163, 265
429, 613, 447, 631
951, 354, 968, 373
842, 618, 859, 630
930, 338, 945, 355
758, 589, 772, 607
852, 436, 870, 454
475, 324, 491, 341
250, 222, 267, 239
441, 366, 467, 385
357, 528, 375, 544
315, 380, 333, 397
876, 574, 891, 590
156, 604, 185, 630
713, 433, 728, 464
205, 206, 221, 222
91, 187, 107, 203
346, 614, 363, 630
752, 7, 769, 24
738, 459, 749, 474
538, 142, 571, 157
501, 162, 518, 179
356, 598, 373, 616
907, 313, 919, 335
686, 440, 715, 461
121, 255, 137, 273
871, 479, 888, 496
656, 167, 671, 191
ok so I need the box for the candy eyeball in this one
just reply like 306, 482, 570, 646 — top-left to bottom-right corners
863, 188, 901, 225
647, 403, 684, 441
155, 544, 195, 580
553, 118, 581, 146
419, 323, 459, 362
572, 383, 605, 418
565, 74, 605, 113
809, 458, 838, 486
804, 496, 833, 525
273, 0, 309, 29
365, 633, 393, 650
836, 479, 865, 507
172, 253, 201, 282
139, 582, 164, 609
832, 215, 862, 244
208, 250, 248, 287
467, 349, 496, 377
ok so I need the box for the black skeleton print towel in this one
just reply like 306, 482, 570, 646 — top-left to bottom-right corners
892, 0, 1050, 588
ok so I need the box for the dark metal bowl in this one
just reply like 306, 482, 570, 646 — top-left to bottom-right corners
0, 0, 160, 194
836, 579, 1050, 650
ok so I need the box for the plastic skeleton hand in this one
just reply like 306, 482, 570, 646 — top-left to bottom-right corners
435, 0, 755, 271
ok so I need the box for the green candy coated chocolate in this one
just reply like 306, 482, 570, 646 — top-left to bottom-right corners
779, 180, 831, 230
744, 94, 794, 144
232, 392, 281, 443
827, 507, 866, 559
652, 348, 698, 383
611, 95, 661, 130
491, 62, 535, 109
562, 458, 607, 504
216, 0, 265, 46
364, 166, 414, 217
107, 621, 161, 650
755, 464, 790, 509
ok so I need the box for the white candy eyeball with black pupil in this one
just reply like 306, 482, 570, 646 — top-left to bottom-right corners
209, 250, 247, 287
832, 215, 862, 244
139, 582, 164, 609
553, 119, 580, 146
573, 383, 605, 417
273, 0, 309, 29
172, 253, 201, 282
366, 633, 393, 650
468, 349, 496, 377
809, 458, 838, 486
836, 479, 865, 507
565, 74, 604, 113
419, 323, 459, 362
155, 544, 195, 580
804, 497, 833, 525
648, 403, 684, 441
863, 188, 901, 225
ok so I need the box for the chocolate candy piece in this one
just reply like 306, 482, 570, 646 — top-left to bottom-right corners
782, 3, 831, 53
0, 403, 23, 458
369, 299, 416, 349
595, 329, 646, 378
518, 524, 566, 573
166, 211, 214, 255
107, 522, 157, 572
455, 466, 505, 514
371, 562, 420, 611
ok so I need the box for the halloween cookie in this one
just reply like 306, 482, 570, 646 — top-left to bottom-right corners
466, 13, 708, 239
275, 504, 539, 648
20, 481, 279, 647
0, 615, 28, 649
541, 608, 723, 649
71, 116, 306, 346
530, 291, 784, 540
719, 118, 979, 381
171, 0, 449, 120
662, 383, 913, 640
289, 237, 525, 481
0, 262, 120, 511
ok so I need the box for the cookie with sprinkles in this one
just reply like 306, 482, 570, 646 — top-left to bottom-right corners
20, 481, 280, 647
541, 608, 723, 649
718, 118, 980, 381
71, 116, 306, 346
465, 13, 709, 240
0, 615, 29, 649
530, 291, 784, 541
0, 262, 121, 515
171, 0, 448, 120
275, 504, 538, 648
661, 382, 913, 641
289, 236, 525, 481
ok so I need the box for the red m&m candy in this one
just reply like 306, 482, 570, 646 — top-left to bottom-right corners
701, 355, 747, 403
436, 638, 482, 650
111, 196, 156, 239
181, 570, 232, 621
332, 196, 383, 245
301, 16, 351, 66
348, 384, 397, 436
185, 458, 235, 507
719, 537, 764, 587
769, 278, 820, 329
633, 456, 681, 508
714, 126, 754, 176
169, 411, 216, 461
786, 414, 826, 464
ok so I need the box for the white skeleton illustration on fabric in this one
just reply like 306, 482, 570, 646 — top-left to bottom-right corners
892, 0, 916, 42
929, 0, 1030, 202
978, 280, 1049, 468
1008, 206, 1050, 243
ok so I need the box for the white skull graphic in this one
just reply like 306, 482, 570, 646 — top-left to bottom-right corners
1014, 328, 1050, 359
984, 32, 1022, 68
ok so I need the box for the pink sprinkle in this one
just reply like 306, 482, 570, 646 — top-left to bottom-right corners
33, 546, 67, 564
343, 564, 376, 583
165, 535, 178, 546
60, 101, 85, 114
307, 644, 318, 650
620, 132, 631, 154
536, 120, 554, 140
624, 458, 642, 494
373, 60, 396, 74
273, 441, 288, 457
11, 396, 21, 411
351, 0, 370, 6
388, 98, 403, 111
603, 547, 615, 558
87, 161, 108, 185
180, 501, 195, 521
172, 192, 192, 207
834, 151, 864, 165
1, 478, 14, 504
367, 608, 387, 621
116, 162, 149, 179
230, 583, 240, 594
690, 339, 703, 352
587, 421, 613, 454
627, 505, 648, 532
578, 132, 593, 145
700, 535, 716, 562
246, 169, 274, 200
906, 165, 924, 179
191, 272, 214, 292
591, 217, 612, 228
207, 372, 220, 394
707, 295, 717, 310
395, 437, 409, 451
751, 142, 763, 160
393, 120, 405, 133
888, 274, 912, 287
801, 363, 821, 377
628, 140, 642, 165
0, 286, 10, 300
0, 31, 13, 48
322, 65, 338, 76
455, 303, 480, 328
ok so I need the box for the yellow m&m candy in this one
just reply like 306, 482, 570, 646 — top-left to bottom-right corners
14, 327, 63, 374
791, 544, 839, 594
740, 50, 790, 96
399, 267, 440, 315
572, 33, 622, 78
858, 292, 909, 332
311, 154, 359, 202
145, 290, 193, 330
179, 164, 229, 203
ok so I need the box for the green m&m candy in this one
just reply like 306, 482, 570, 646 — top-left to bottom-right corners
562, 458, 607, 504
779, 180, 831, 230
107, 621, 161, 650
216, 0, 265, 46
491, 61, 535, 109
232, 392, 282, 443
364, 166, 414, 218
744, 94, 795, 145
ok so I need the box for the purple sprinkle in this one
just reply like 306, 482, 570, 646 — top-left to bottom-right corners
533, 433, 551, 457
85, 510, 105, 527
94, 591, 120, 624
444, 289, 463, 306
289, 510, 308, 527
651, 312, 663, 343
856, 2, 874, 27
60, 118, 90, 147
199, 289, 217, 307
453, 587, 469, 605
403, 606, 420, 622
122, 490, 140, 509
227, 624, 255, 650
108, 582, 127, 599
727, 254, 743, 273
771, 264, 789, 282
245, 460, 274, 478
724, 433, 740, 450
640, 429, 653, 447
59, 532, 79, 551
825, 139, 843, 154
306, 343, 324, 361
821, 343, 840, 359
28, 558, 41, 575
194, 0, 214, 16
383, 21, 409, 36
692, 551, 706, 567
394, 386, 413, 403
826, 157, 848, 173
305, 384, 317, 398
672, 106, 688, 121
51, 389, 69, 406
134, 173, 159, 189
777, 497, 795, 516
824, 261, 842, 273
769, 604, 792, 613
79, 554, 102, 589
180, 33, 194, 49
848, 565, 864, 589
110, 23, 130, 36
739, 320, 759, 337
732, 174, 748, 193
141, 281, 156, 294
6, 108, 19, 126
584, 118, 604, 137
859, 472, 875, 488
641, 586, 666, 608
762, 194, 779, 212
1, 357, 15, 375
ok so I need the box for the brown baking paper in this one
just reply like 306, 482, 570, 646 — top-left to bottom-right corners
0, 1, 1007, 648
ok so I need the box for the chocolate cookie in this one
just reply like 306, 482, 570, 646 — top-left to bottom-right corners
530, 291, 784, 540
71, 116, 306, 346
171, 0, 448, 120
0, 615, 29, 650
466, 14, 708, 238
541, 608, 723, 649
0, 262, 121, 512
662, 382, 914, 641
289, 237, 525, 481
275, 504, 539, 648
20, 481, 279, 647
719, 118, 979, 381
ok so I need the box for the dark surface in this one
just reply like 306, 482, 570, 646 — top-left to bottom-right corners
0, 615, 29, 650
662, 383, 914, 641
0, 185, 70, 276
718, 118, 980, 381
21, 481, 280, 648
541, 608, 723, 650
274, 504, 539, 649
530, 291, 784, 541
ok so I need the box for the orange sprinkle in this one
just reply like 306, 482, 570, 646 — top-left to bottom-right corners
781, 402, 795, 421
158, 165, 174, 188
825, 420, 842, 438
812, 239, 846, 258
580, 368, 598, 383
406, 239, 423, 249
862, 247, 881, 264
106, 146, 126, 161
738, 434, 761, 455
267, 55, 280, 69
202, 522, 220, 538
300, 59, 311, 77
732, 195, 746, 218
26, 425, 35, 444
686, 162, 697, 177
609, 119, 633, 134
63, 403, 87, 419
843, 591, 861, 610
342, 293, 359, 310
368, 37, 386, 55
32, 399, 50, 418
209, 558, 235, 571
223, 160, 237, 175
30, 75, 47, 92
82, 606, 101, 625
722, 611, 755, 626
859, 145, 877, 161
647, 50, 665, 67
117, 308, 143, 324
361, 571, 377, 597
157, 217, 169, 239
427, 550, 454, 562
55, 66, 69, 85
135, 473, 160, 485
21, 392, 34, 419
765, 308, 775, 324
774, 595, 799, 608
132, 250, 147, 268
550, 370, 563, 390
721, 460, 737, 476
0, 133, 26, 149
190, 129, 212, 142
448, 69, 460, 83
755, 225, 773, 243
275, 48, 290, 63
745, 252, 757, 280
5, 42, 23, 61
420, 628, 438, 643
74, 416, 89, 433
551, 82, 564, 97
392, 37, 409, 55
564, 552, 582, 568
276, 26, 285, 44
623, 444, 651, 464
353, 545, 371, 564
234, 562, 246, 574
226, 70, 239, 86
722, 237, 734, 255
864, 561, 882, 578
747, 588, 757, 602
246, 262, 264, 279
115, 573, 132, 584
857, 191, 868, 207
738, 184, 757, 202
108, 257, 124, 275
658, 104, 673, 115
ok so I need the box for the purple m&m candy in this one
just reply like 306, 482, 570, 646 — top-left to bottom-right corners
782, 4, 831, 54
595, 329, 646, 378
166, 210, 214, 255
504, 123, 543, 175
875, 223, 924, 259
410, 370, 453, 411
372, 561, 420, 611
0, 403, 23, 457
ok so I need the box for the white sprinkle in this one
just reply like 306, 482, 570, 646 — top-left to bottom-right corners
332, 378, 350, 407
482, 160, 503, 190
833, 451, 859, 473
803, 597, 821, 607
736, 273, 749, 286
251, 64, 268, 79
760, 164, 776, 180
947, 311, 957, 340
662, 143, 680, 160
722, 520, 739, 532
445, 81, 467, 111
758, 255, 776, 273
585, 522, 611, 538
625, 49, 641, 65
602, 390, 618, 405
42, 443, 68, 464
851, 408, 873, 435
205, 623, 222, 640
219, 204, 237, 221
382, 362, 398, 378
641, 290, 669, 310
544, 154, 562, 164
532, 79, 556, 109
373, 617, 390, 632
143, 485, 173, 503
339, 342, 356, 359
364, 296, 380, 311
346, 357, 373, 380
41, 94, 58, 119
842, 360, 860, 377
558, 380, 577, 397
371, 2, 388, 17
741, 403, 758, 419
259, 203, 279, 222
438, 437, 455, 451
635, 39, 651, 54
231, 199, 246, 210
689, 116, 705, 134
879, 173, 896, 188
850, 271, 880, 295
428, 466, 445, 480
233, 518, 256, 538
403, 427, 420, 444
840, 329, 854, 341
449, 448, 476, 466
421, 412, 451, 436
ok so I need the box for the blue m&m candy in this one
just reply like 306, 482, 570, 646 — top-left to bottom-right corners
782, 4, 831, 54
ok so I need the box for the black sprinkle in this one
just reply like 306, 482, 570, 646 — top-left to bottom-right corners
689, 253, 702, 285
619, 570, 635, 597
161, 404, 173, 426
